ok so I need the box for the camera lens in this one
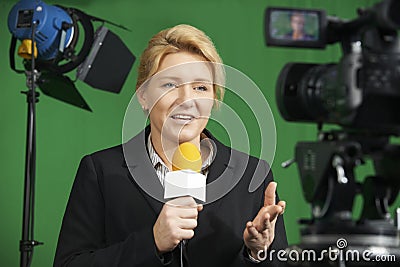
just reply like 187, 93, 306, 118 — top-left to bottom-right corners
276, 63, 338, 124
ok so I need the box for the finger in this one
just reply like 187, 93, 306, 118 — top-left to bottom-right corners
277, 200, 286, 214
197, 204, 203, 212
178, 218, 198, 229
168, 196, 197, 208
246, 221, 252, 228
255, 212, 271, 232
258, 207, 282, 232
263, 213, 272, 230
246, 222, 259, 238
264, 182, 277, 207
179, 229, 195, 240
178, 207, 199, 219
266, 205, 282, 221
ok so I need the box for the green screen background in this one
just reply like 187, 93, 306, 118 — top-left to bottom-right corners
1, 0, 398, 266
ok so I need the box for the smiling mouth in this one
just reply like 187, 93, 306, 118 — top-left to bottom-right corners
170, 114, 197, 122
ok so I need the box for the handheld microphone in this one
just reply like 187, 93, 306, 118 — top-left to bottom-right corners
164, 142, 206, 202
164, 142, 205, 267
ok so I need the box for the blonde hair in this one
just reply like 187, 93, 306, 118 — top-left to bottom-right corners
136, 24, 225, 102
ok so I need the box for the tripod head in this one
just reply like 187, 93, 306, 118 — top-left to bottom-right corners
295, 130, 399, 223
287, 130, 400, 266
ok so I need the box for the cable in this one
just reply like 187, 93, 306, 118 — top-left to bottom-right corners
180, 242, 183, 267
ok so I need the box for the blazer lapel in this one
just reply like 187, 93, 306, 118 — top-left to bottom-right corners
203, 128, 231, 183
122, 128, 164, 215
203, 129, 239, 205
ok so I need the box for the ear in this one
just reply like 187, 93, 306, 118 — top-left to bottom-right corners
136, 87, 148, 111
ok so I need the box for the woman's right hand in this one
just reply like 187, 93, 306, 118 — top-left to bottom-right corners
153, 196, 203, 253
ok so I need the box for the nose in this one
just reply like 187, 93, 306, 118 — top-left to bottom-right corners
176, 83, 195, 107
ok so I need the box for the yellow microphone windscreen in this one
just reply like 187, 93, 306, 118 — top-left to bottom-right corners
172, 142, 202, 172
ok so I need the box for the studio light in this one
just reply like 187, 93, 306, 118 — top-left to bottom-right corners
7, 1, 135, 266
8, 0, 136, 111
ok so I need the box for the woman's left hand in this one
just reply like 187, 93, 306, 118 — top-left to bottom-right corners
243, 181, 286, 260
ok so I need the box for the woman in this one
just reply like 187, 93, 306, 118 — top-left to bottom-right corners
54, 24, 287, 267
285, 12, 315, 41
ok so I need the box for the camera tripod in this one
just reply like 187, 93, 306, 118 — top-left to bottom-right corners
284, 130, 400, 266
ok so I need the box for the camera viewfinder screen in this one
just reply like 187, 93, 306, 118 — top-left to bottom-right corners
265, 8, 325, 48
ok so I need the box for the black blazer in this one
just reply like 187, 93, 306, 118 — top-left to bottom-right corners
54, 127, 287, 267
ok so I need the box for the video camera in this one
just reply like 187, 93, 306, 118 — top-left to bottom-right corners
265, 0, 400, 265
266, 0, 400, 134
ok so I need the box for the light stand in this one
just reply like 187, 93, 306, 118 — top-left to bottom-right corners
19, 21, 43, 267
8, 3, 135, 266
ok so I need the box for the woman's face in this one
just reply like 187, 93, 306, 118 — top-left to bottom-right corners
139, 51, 215, 145
291, 14, 305, 33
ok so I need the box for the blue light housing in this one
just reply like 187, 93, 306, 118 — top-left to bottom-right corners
8, 0, 74, 60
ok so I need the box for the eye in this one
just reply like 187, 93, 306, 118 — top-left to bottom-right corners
162, 82, 177, 89
193, 85, 209, 92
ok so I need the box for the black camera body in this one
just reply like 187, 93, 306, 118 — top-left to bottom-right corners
265, 1, 400, 265
266, 0, 400, 135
